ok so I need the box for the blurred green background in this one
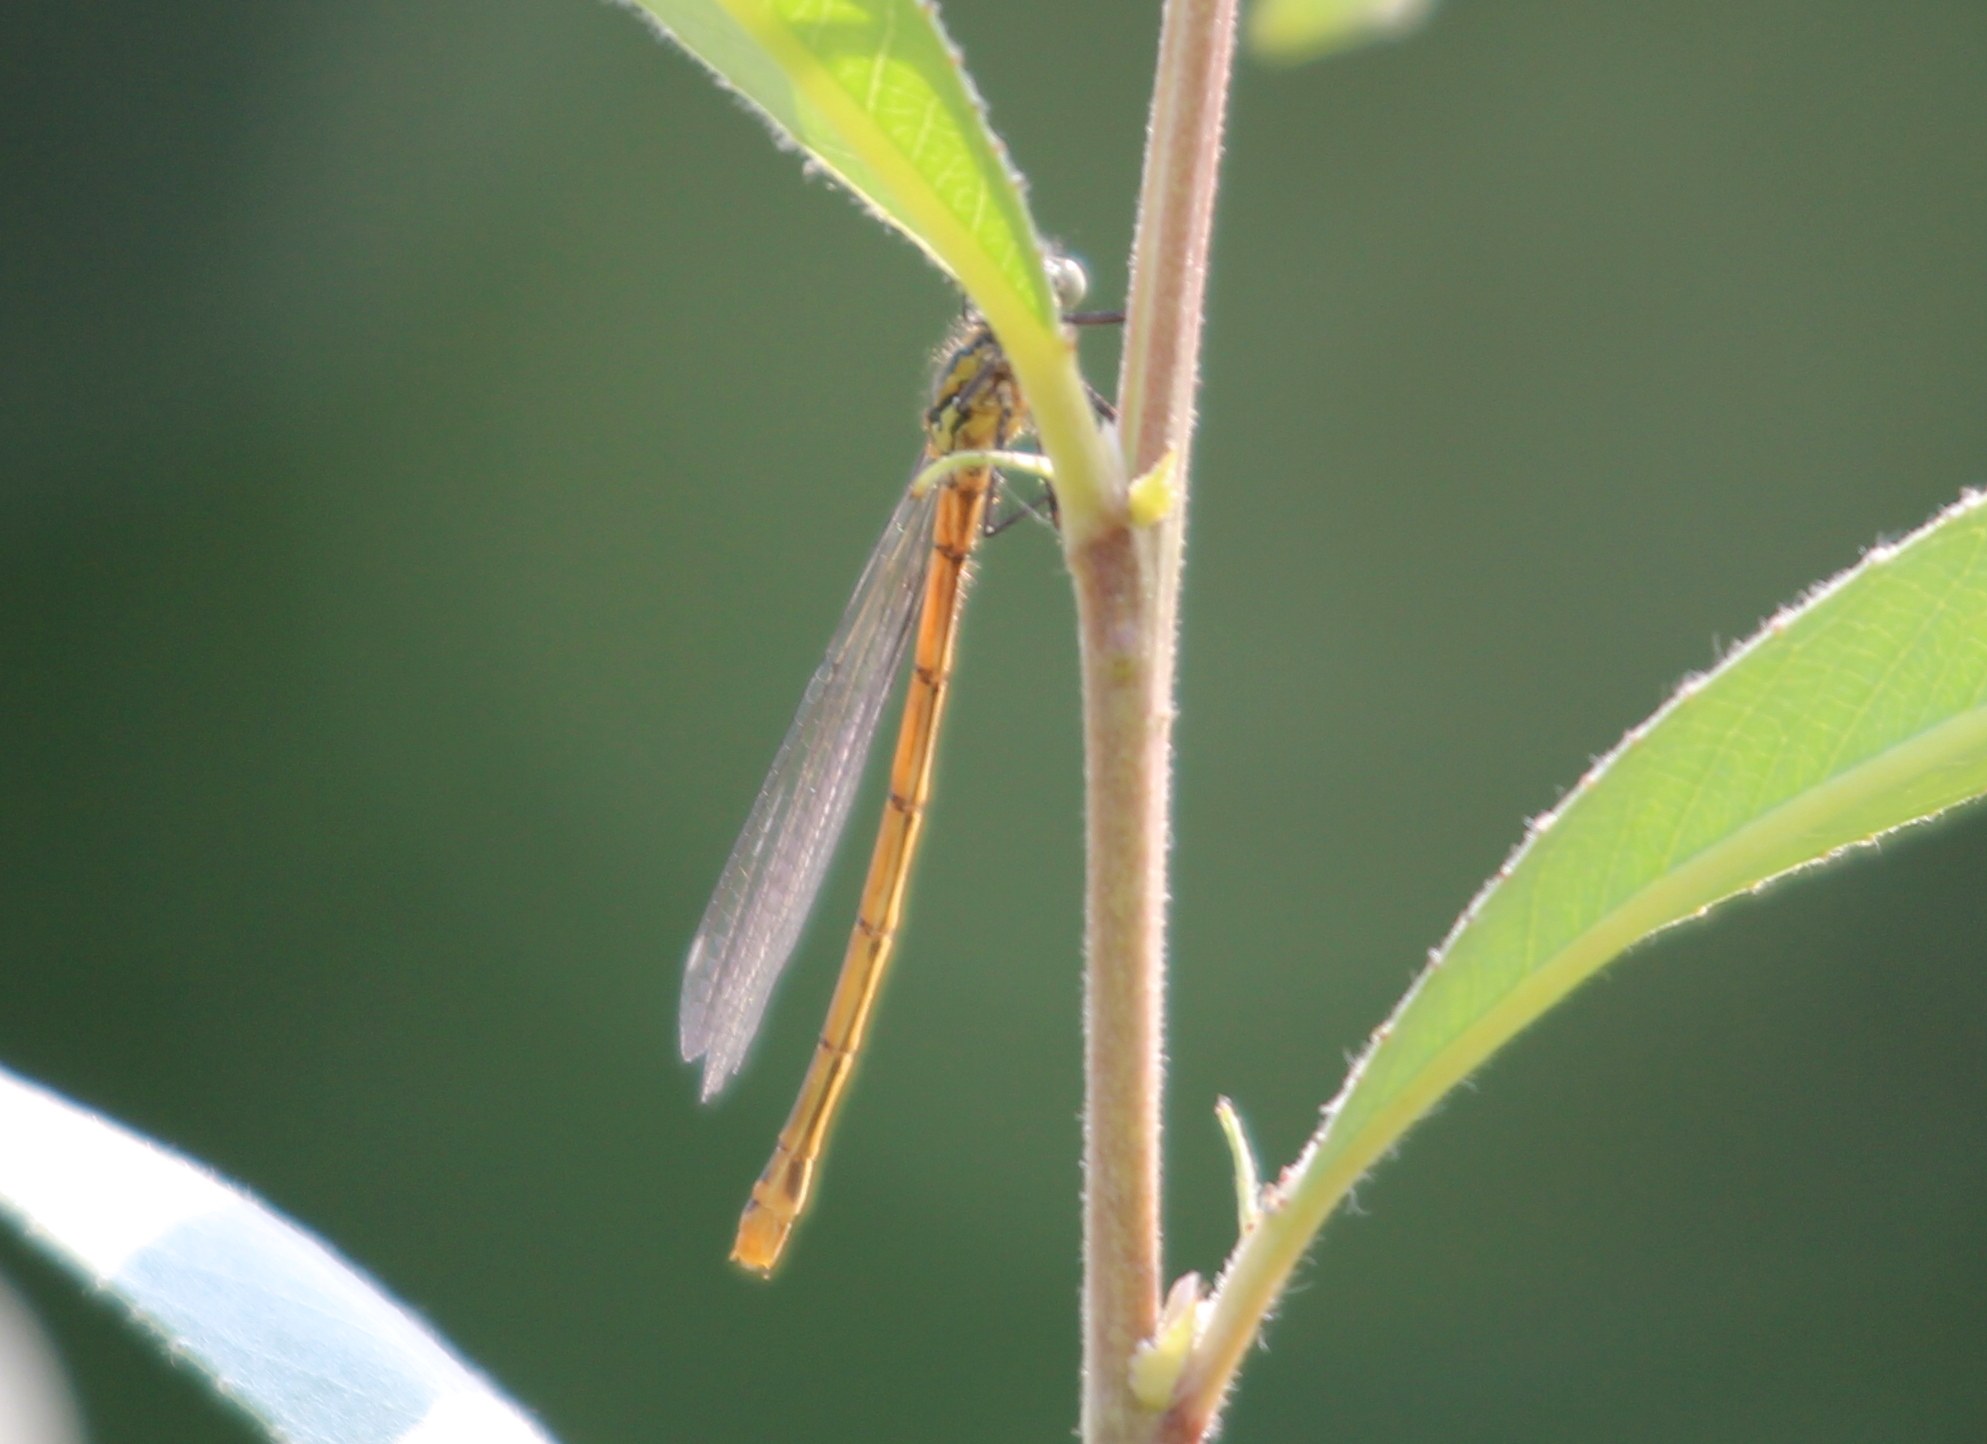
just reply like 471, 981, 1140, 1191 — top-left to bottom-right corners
5, 1, 1986, 1439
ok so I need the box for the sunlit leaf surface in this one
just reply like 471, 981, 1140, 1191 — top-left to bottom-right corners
618, 0, 1054, 335
1186, 491, 1987, 1420
0, 1066, 555, 1444
1323, 491, 1987, 1177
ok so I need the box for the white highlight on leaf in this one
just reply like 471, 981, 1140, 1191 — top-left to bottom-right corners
0, 1070, 233, 1279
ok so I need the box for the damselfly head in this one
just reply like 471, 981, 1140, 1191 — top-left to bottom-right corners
926, 318, 1023, 456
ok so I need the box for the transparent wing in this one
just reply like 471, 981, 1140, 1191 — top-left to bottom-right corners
681, 481, 939, 1101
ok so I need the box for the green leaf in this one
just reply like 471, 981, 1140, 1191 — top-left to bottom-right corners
620, 0, 1055, 335
1322, 491, 1987, 1178
1247, 0, 1434, 65
1179, 492, 1987, 1424
617, 1, 1124, 536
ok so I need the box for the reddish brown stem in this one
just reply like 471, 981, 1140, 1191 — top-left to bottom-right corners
1075, 2, 1237, 1443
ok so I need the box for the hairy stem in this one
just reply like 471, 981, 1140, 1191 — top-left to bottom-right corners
1074, 1, 1237, 1442
1073, 526, 1168, 1444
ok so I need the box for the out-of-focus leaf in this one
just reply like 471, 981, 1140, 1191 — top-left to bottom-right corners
1248, 0, 1434, 65
0, 1065, 556, 1444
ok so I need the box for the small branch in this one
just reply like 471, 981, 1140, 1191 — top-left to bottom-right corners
1159, 1117, 1363, 1443
1074, 1, 1238, 1443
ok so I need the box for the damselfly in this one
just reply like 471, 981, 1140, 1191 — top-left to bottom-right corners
681, 267, 1117, 1274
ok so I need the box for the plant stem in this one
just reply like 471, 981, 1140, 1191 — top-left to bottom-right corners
1073, 529, 1168, 1444
1073, 2, 1236, 1442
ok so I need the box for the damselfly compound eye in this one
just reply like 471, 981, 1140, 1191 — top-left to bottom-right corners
1046, 252, 1090, 311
